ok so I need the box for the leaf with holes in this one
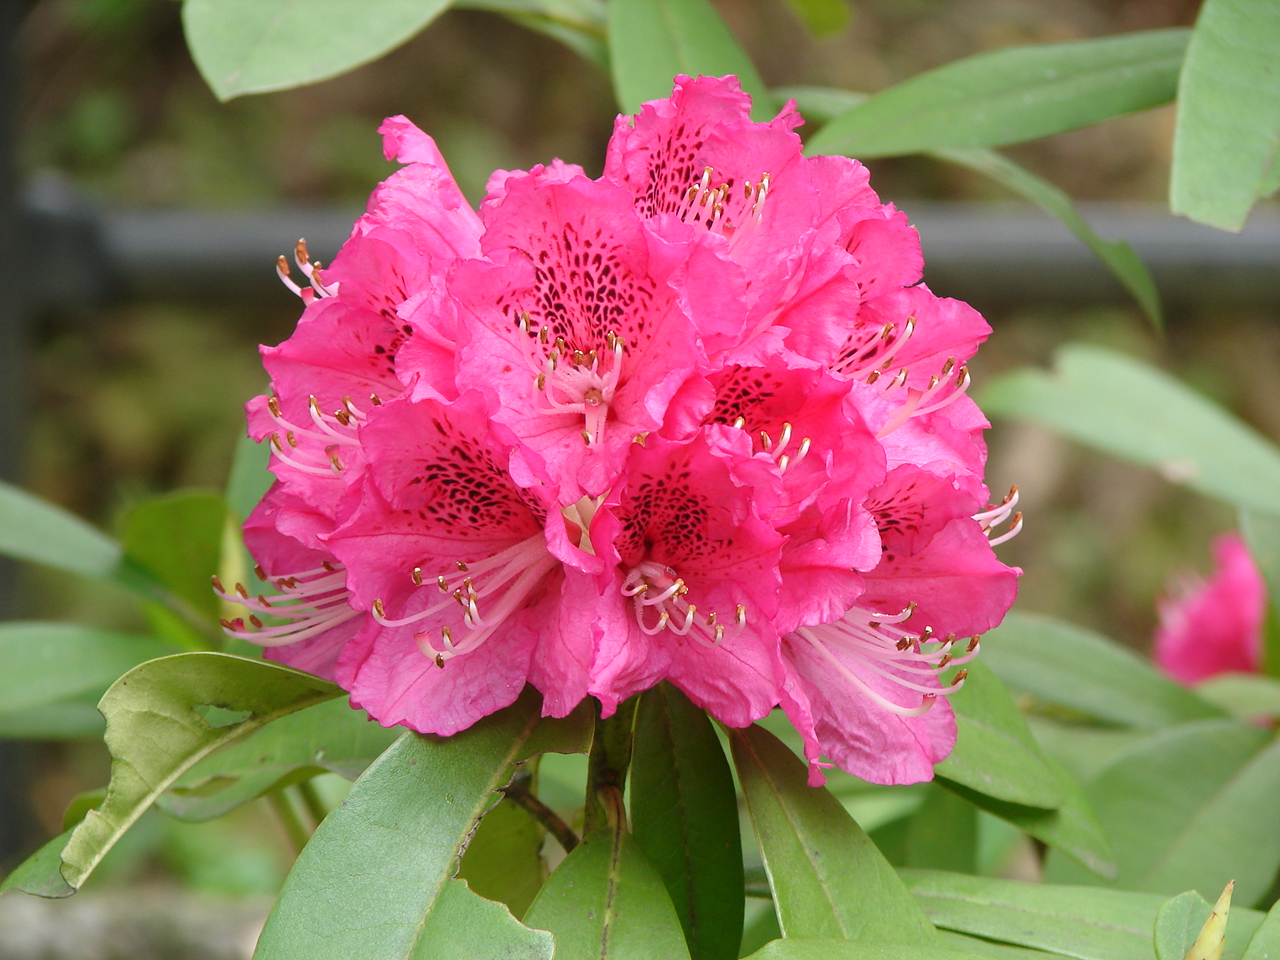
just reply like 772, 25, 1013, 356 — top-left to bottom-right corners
253, 691, 592, 959
60, 653, 342, 890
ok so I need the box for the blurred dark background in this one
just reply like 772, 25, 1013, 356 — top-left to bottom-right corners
1, 0, 1277, 931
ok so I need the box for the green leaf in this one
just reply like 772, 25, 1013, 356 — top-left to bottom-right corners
934, 661, 1064, 808
0, 479, 121, 578
254, 691, 591, 959
1170, 0, 1280, 230
1155, 891, 1214, 960
457, 787, 546, 921
606, 0, 773, 118
631, 683, 743, 960
742, 939, 993, 959
0, 623, 174, 715
524, 820, 692, 959
0, 696, 105, 739
730, 723, 939, 945
1194, 674, 1280, 720
121, 491, 227, 621
980, 612, 1224, 728
1025, 718, 1154, 784
0, 830, 76, 898
61, 653, 342, 889
226, 433, 272, 524
902, 870, 1268, 960
806, 29, 1189, 158
158, 697, 399, 821
1240, 898, 1280, 960
941, 752, 1116, 880
904, 785, 979, 874
1241, 509, 1280, 679
782, 0, 850, 37
182, 0, 455, 100
932, 147, 1162, 327
1044, 719, 1280, 905
979, 345, 1280, 517
936, 931, 1064, 959
457, 0, 608, 67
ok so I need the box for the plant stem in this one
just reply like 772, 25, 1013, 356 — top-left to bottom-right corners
295, 779, 328, 828
267, 789, 310, 855
583, 695, 638, 835
501, 777, 580, 854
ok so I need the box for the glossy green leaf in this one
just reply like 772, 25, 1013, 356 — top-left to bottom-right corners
0, 479, 121, 578
902, 871, 1267, 960
457, 789, 546, 921
1170, 0, 1280, 230
158, 697, 398, 821
782, 0, 850, 37
730, 723, 939, 945
0, 829, 76, 898
743, 939, 991, 959
904, 785, 978, 874
60, 653, 342, 889
1240, 898, 1280, 960
121, 491, 226, 620
979, 345, 1280, 517
457, 0, 607, 67
936, 932, 1063, 959
0, 696, 105, 739
182, 0, 455, 100
806, 29, 1188, 158
254, 692, 591, 959
1155, 891, 1214, 960
1044, 720, 1280, 905
632, 683, 742, 960
1241, 509, 1280, 679
935, 661, 1063, 808
980, 612, 1224, 728
933, 147, 1161, 326
941, 752, 1115, 879
1025, 719, 1153, 784
524, 821, 691, 959
1194, 674, 1280, 720
606, 0, 773, 118
0, 622, 174, 715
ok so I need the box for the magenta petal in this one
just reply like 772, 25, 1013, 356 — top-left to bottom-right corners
1154, 533, 1266, 685
780, 640, 957, 786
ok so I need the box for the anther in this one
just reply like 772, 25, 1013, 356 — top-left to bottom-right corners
732, 416, 746, 429
253, 564, 267, 580
536, 373, 546, 390
457, 561, 469, 572
267, 397, 282, 418
967, 636, 980, 652
937, 653, 952, 669
941, 357, 956, 376
435, 654, 445, 668
211, 575, 225, 593
951, 669, 969, 686
735, 604, 746, 625
270, 433, 284, 451
880, 322, 895, 340
919, 626, 934, 643
334, 409, 352, 426
295, 238, 310, 266
581, 430, 592, 445
370, 393, 383, 406
865, 370, 881, 385
249, 614, 263, 629
437, 576, 449, 592
329, 452, 343, 472
373, 599, 386, 618
235, 582, 249, 598
286, 431, 298, 447
411, 567, 423, 586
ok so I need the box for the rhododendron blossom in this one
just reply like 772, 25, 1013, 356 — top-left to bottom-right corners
1154, 533, 1265, 686
221, 75, 1021, 786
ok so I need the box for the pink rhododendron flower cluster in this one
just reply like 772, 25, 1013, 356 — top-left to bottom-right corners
220, 76, 1021, 786
1154, 532, 1265, 685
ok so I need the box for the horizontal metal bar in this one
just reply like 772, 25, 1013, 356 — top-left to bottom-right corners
19, 183, 1280, 311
